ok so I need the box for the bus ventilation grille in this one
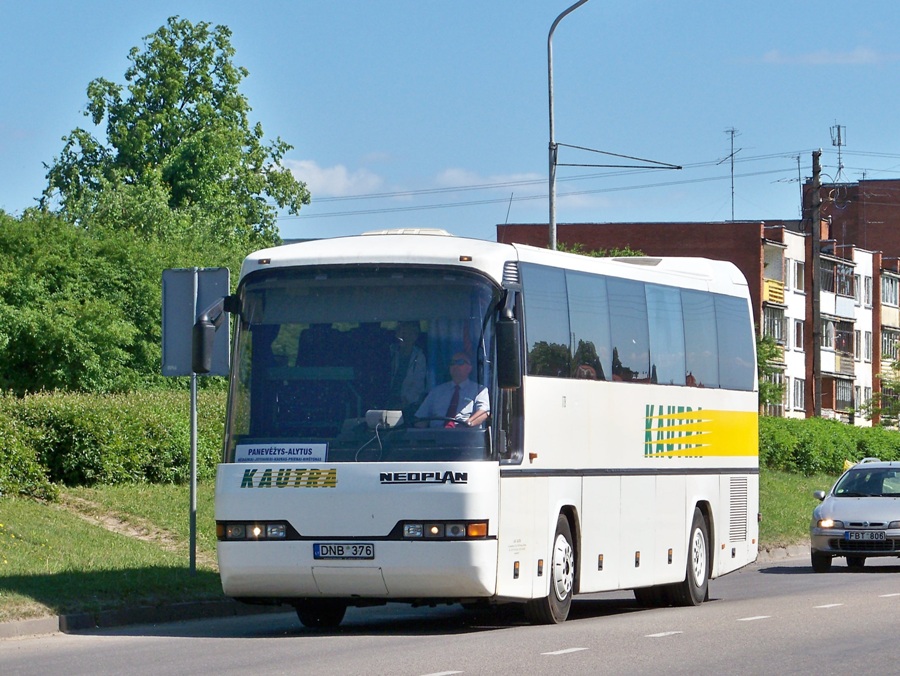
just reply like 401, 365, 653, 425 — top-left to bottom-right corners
502, 261, 520, 286
729, 476, 749, 542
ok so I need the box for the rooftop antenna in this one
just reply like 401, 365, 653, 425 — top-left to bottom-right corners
718, 128, 741, 221
830, 123, 846, 182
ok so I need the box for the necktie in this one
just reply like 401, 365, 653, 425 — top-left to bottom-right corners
445, 385, 460, 418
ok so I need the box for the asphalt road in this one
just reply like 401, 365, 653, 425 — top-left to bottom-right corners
2, 555, 899, 676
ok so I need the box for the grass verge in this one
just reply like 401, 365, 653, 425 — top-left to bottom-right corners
0, 469, 838, 624
0, 483, 221, 623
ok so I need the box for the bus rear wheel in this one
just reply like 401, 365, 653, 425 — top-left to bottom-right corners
669, 507, 709, 607
525, 514, 575, 624
295, 600, 347, 628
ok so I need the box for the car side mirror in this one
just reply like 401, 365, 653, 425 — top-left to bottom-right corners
813, 490, 826, 501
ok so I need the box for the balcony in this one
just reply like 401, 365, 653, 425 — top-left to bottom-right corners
763, 279, 785, 305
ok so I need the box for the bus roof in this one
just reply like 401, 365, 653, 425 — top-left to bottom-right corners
240, 231, 749, 296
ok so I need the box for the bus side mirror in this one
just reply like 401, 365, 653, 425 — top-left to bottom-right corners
496, 316, 522, 390
192, 318, 216, 374
192, 295, 237, 374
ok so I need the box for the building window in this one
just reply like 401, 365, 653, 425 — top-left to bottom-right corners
793, 378, 805, 410
764, 306, 785, 344
835, 379, 853, 412
820, 319, 835, 350
864, 386, 872, 406
864, 276, 873, 306
835, 321, 853, 355
835, 263, 854, 298
865, 331, 872, 362
882, 328, 900, 361
883, 276, 899, 307
820, 260, 835, 293
855, 330, 861, 361
854, 274, 861, 304
794, 319, 804, 350
821, 319, 853, 353
784, 258, 792, 291
765, 371, 784, 417
794, 261, 805, 293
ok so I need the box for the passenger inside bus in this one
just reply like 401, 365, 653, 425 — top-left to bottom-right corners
415, 351, 489, 428
387, 321, 427, 420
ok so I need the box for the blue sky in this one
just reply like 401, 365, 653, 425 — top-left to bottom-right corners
3, 1, 900, 242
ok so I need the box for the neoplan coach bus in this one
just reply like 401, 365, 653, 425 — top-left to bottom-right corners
193, 229, 759, 627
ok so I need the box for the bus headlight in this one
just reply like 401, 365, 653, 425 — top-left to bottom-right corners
401, 521, 488, 540
217, 521, 290, 540
404, 523, 424, 538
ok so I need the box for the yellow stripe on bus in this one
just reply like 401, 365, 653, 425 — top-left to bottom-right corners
643, 409, 758, 458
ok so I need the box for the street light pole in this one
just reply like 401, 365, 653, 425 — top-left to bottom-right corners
548, 0, 590, 250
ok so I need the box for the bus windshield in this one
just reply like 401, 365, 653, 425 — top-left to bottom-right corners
225, 265, 501, 464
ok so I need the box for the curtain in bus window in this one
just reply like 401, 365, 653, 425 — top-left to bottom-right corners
520, 264, 571, 377
681, 289, 719, 388
715, 295, 755, 391
607, 278, 650, 382
566, 270, 611, 380
646, 284, 686, 386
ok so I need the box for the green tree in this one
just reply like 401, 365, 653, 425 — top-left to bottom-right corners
42, 16, 309, 248
0, 209, 242, 394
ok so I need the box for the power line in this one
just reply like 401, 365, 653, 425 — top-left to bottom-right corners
281, 167, 796, 220
280, 148, 900, 221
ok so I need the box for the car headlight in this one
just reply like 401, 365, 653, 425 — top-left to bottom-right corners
889, 521, 900, 529
818, 518, 844, 529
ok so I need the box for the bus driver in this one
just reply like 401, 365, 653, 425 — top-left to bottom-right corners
415, 352, 489, 428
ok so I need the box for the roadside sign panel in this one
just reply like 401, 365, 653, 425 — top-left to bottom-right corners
162, 267, 230, 376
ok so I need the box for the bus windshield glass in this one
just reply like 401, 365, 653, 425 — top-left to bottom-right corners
225, 266, 501, 464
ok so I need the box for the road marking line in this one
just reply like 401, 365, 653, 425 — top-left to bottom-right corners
542, 648, 588, 656
646, 631, 683, 638
423, 672, 463, 675
815, 603, 843, 609
737, 616, 770, 622
879, 593, 900, 598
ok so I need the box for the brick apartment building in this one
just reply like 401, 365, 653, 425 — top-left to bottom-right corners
496, 178, 900, 426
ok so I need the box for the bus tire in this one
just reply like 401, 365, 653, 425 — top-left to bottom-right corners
525, 514, 575, 624
295, 600, 347, 628
669, 507, 709, 607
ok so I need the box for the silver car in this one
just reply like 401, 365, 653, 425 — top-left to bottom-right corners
810, 459, 900, 572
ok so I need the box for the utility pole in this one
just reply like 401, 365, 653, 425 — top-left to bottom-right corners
548, 0, 590, 250
811, 150, 823, 417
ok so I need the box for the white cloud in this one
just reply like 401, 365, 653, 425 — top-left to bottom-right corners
285, 159, 384, 197
762, 47, 897, 66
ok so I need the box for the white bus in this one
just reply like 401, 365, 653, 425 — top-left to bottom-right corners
194, 229, 759, 627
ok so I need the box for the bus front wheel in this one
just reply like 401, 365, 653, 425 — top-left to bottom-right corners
669, 507, 709, 607
525, 514, 575, 624
295, 600, 347, 628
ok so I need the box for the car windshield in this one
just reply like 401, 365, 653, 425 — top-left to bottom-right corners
224, 265, 501, 463
833, 468, 900, 497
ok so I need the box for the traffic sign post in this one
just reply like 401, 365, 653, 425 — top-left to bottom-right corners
162, 268, 230, 574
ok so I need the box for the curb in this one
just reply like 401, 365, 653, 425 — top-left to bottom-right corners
757, 543, 810, 562
0, 599, 286, 640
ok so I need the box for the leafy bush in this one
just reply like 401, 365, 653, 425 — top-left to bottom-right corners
760, 416, 900, 475
0, 410, 57, 500
0, 390, 225, 494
